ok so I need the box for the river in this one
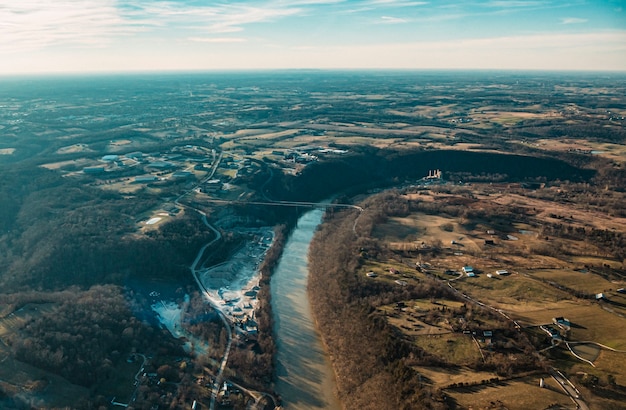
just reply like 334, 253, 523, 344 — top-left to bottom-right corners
271, 209, 341, 410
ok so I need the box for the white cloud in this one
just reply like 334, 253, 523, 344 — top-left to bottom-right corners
380, 16, 409, 24
0, 0, 339, 52
0, 0, 145, 52
561, 17, 588, 25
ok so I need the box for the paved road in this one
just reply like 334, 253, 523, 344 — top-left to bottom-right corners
550, 368, 589, 410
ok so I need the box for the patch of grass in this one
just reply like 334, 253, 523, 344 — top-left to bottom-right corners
531, 269, 620, 294
446, 376, 573, 410
453, 273, 568, 306
418, 366, 498, 387
414, 334, 481, 365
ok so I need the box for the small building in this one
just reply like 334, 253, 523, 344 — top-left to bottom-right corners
134, 176, 158, 183
101, 154, 119, 162
83, 166, 106, 174
486, 230, 496, 235
484, 239, 495, 245
496, 270, 508, 276
596, 293, 606, 300
125, 151, 144, 159
462, 266, 474, 274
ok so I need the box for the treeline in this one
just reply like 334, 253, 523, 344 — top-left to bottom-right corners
5, 285, 185, 387
266, 147, 595, 203
541, 222, 626, 260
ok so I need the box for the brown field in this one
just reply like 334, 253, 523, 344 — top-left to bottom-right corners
40, 158, 92, 170
583, 350, 626, 385
414, 334, 482, 365
532, 138, 626, 163
56, 144, 93, 154
379, 299, 465, 337
446, 375, 574, 410
418, 366, 498, 387
530, 269, 622, 294
109, 139, 132, 145
452, 272, 570, 307
237, 129, 302, 141
491, 192, 626, 232
508, 300, 626, 350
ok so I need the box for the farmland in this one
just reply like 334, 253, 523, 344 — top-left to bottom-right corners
1, 71, 625, 409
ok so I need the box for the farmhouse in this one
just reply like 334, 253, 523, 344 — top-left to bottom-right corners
495, 270, 508, 276
462, 266, 475, 276
552, 317, 571, 331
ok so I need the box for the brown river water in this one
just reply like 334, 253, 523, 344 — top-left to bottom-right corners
271, 208, 342, 410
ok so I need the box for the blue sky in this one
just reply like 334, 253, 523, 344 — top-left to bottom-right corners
1, 0, 625, 73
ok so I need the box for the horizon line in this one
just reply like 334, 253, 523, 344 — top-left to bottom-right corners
2, 67, 626, 78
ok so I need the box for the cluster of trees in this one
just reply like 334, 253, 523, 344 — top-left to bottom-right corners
229, 224, 288, 389
309, 205, 449, 409
264, 147, 594, 204
541, 222, 626, 261
0, 166, 213, 291
181, 291, 228, 361
5, 285, 186, 387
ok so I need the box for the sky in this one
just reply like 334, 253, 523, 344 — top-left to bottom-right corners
0, 0, 625, 74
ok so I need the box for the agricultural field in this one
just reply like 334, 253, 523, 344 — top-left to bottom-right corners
363, 184, 626, 408
446, 375, 574, 410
